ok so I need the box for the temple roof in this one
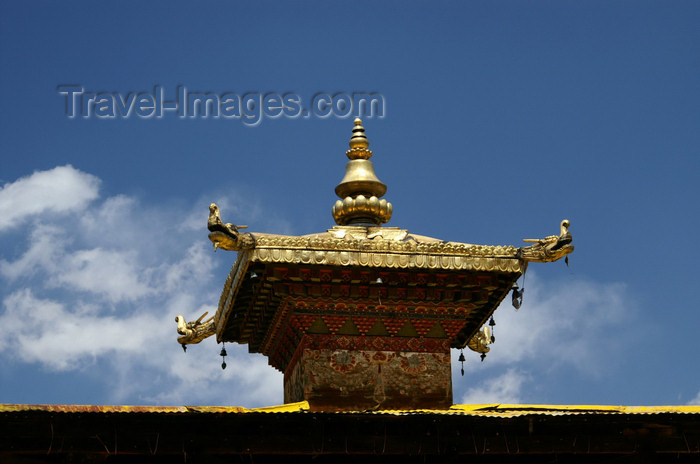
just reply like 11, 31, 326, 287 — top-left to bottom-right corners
2, 402, 699, 462
180, 119, 574, 379
211, 229, 524, 368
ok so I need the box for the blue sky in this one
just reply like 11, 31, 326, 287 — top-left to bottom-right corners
1, 1, 699, 407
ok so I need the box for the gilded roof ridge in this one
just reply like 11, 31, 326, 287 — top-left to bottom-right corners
207, 201, 572, 266
248, 232, 518, 257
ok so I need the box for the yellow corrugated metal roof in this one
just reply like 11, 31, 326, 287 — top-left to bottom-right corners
448, 404, 700, 417
2, 402, 700, 417
0, 404, 242, 414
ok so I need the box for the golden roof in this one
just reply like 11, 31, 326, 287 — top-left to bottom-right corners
196, 119, 574, 362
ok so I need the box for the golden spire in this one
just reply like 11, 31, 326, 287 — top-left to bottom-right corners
332, 118, 392, 225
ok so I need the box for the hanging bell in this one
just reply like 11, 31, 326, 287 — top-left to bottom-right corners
181, 344, 187, 353
458, 352, 465, 363
480, 353, 486, 362
512, 286, 523, 310
489, 317, 496, 327
220, 343, 228, 370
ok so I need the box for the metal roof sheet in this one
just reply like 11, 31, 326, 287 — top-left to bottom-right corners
3, 402, 700, 417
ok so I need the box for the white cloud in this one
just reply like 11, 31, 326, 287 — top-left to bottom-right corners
0, 287, 283, 406
2, 227, 160, 304
0, 165, 100, 231
159, 243, 214, 294
0, 224, 66, 280
460, 369, 527, 404
688, 391, 700, 405
0, 288, 165, 370
54, 248, 154, 302
0, 166, 288, 407
481, 274, 630, 375
150, 345, 283, 407
452, 273, 632, 405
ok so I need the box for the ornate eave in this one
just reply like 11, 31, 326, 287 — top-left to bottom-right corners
210, 225, 525, 371
248, 227, 522, 271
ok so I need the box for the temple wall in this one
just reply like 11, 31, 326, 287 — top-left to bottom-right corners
284, 346, 452, 411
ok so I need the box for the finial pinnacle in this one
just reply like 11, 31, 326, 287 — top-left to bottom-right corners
347, 118, 371, 158
333, 119, 392, 226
